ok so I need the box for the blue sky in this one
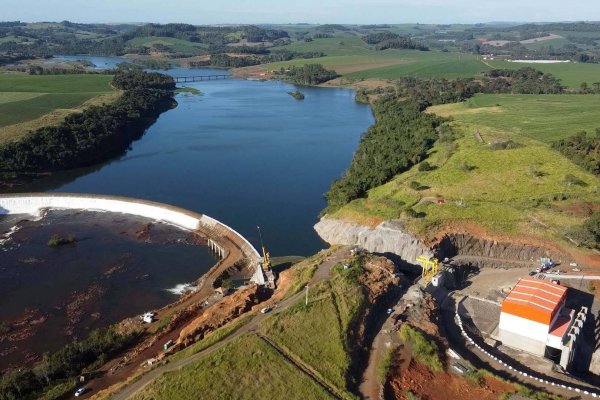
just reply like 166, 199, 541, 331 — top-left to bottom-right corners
3, 0, 599, 24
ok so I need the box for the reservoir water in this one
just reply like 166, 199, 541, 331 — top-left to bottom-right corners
12, 57, 375, 256
0, 56, 374, 368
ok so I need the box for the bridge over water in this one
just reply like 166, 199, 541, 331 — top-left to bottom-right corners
174, 75, 229, 83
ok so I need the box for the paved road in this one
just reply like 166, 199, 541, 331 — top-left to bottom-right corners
109, 247, 350, 400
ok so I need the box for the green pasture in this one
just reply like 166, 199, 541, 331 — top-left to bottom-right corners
0, 74, 113, 128
487, 60, 600, 88
429, 94, 600, 143
131, 334, 334, 400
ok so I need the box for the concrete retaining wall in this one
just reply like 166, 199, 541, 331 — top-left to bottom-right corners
0, 193, 261, 264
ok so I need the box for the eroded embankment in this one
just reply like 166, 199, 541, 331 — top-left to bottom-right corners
315, 217, 569, 268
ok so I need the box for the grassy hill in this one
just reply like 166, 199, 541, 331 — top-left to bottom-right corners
0, 73, 115, 143
126, 36, 208, 55
331, 94, 600, 244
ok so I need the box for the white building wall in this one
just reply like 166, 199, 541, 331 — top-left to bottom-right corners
546, 334, 563, 349
498, 312, 549, 356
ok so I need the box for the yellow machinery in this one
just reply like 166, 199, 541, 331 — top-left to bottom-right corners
257, 226, 271, 271
415, 255, 439, 284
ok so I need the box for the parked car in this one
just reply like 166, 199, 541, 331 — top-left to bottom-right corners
386, 308, 393, 315
261, 306, 272, 314
74, 387, 87, 397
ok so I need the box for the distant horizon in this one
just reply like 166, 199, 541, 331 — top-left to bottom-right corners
6, 19, 600, 26
3, 0, 599, 26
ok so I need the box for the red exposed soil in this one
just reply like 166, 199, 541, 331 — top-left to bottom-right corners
175, 284, 267, 348
387, 359, 515, 400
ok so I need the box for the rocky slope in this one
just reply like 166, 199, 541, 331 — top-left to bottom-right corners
314, 218, 433, 263
315, 217, 566, 268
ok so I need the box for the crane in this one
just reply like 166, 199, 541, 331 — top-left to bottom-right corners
257, 226, 271, 271
415, 255, 439, 284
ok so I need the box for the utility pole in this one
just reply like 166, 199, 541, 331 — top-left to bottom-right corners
305, 284, 309, 306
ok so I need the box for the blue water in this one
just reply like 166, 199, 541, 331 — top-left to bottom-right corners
18, 60, 375, 256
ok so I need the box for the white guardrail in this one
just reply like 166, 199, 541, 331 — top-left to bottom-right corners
455, 300, 599, 398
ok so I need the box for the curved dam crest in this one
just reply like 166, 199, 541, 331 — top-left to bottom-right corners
0, 193, 264, 283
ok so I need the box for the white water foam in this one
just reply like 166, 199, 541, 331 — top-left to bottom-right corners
165, 283, 198, 295
0, 224, 22, 246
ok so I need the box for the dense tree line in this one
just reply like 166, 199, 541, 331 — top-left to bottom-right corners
282, 64, 338, 85
363, 32, 429, 51
0, 65, 175, 172
551, 130, 600, 175
326, 98, 442, 211
483, 68, 564, 94
0, 327, 137, 400
209, 53, 261, 68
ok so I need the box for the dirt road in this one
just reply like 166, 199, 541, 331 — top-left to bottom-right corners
108, 247, 351, 400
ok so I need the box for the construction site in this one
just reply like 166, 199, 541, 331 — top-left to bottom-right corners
409, 251, 600, 398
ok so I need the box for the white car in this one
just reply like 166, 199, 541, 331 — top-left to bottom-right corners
260, 306, 272, 314
74, 387, 86, 397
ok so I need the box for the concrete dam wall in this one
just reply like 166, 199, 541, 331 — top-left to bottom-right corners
0, 193, 263, 283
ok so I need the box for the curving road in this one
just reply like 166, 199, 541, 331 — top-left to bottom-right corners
109, 247, 351, 400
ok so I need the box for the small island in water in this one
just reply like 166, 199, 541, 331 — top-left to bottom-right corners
288, 90, 305, 100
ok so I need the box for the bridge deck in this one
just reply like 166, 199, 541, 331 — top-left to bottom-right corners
175, 75, 229, 83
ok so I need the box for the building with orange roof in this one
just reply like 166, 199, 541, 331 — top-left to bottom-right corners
498, 278, 585, 367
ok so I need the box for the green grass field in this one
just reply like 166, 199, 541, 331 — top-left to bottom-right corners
270, 35, 372, 57
0, 74, 113, 129
429, 94, 600, 143
346, 52, 488, 80
488, 60, 600, 88
131, 334, 334, 400
521, 38, 570, 50
260, 43, 491, 78
332, 94, 600, 242
259, 273, 364, 398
